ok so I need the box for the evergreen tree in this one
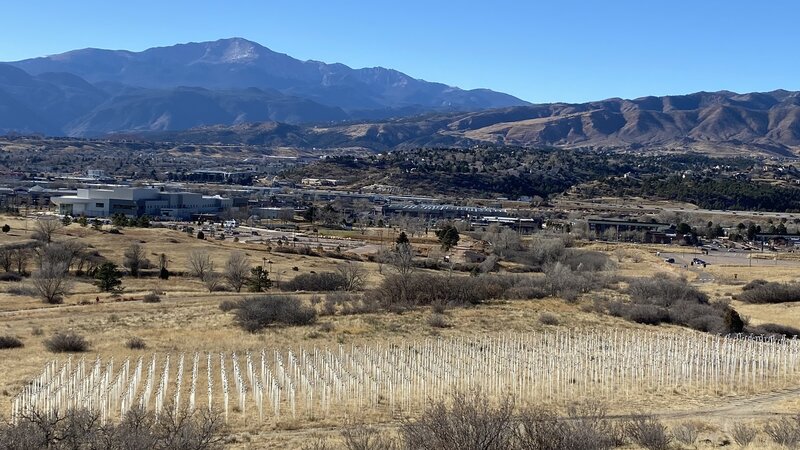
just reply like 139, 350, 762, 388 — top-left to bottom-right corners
435, 225, 460, 251
247, 266, 272, 292
94, 262, 123, 292
396, 231, 410, 245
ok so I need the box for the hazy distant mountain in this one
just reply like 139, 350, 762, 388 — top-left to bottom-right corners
5, 37, 527, 131
144, 90, 800, 156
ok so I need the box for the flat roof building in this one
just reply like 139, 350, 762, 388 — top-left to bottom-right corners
51, 187, 233, 220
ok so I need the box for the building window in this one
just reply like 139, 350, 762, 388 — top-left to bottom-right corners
96, 203, 104, 208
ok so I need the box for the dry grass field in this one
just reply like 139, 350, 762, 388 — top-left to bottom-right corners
2, 214, 800, 448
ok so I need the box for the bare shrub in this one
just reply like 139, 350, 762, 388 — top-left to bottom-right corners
626, 414, 671, 450
143, 291, 161, 303
126, 336, 147, 350
427, 313, 451, 328
672, 422, 700, 446
282, 272, 348, 292
233, 295, 316, 332
742, 279, 768, 291
224, 251, 249, 292
504, 275, 550, 300
203, 272, 224, 292
0, 335, 23, 349
0, 406, 223, 449
538, 312, 560, 326
525, 236, 566, 268
401, 391, 515, 450
336, 262, 366, 291
628, 274, 708, 307
751, 323, 800, 338
218, 299, 240, 312
737, 282, 800, 304
764, 416, 800, 448
44, 331, 89, 353
562, 249, 614, 272
731, 422, 758, 448
0, 272, 22, 282
341, 422, 397, 450
321, 297, 337, 316
302, 436, 336, 450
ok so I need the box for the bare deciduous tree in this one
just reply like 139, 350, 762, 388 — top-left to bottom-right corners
388, 243, 415, 277
336, 262, 366, 291
13, 246, 32, 275
483, 225, 522, 257
31, 260, 72, 304
188, 249, 214, 280
224, 251, 249, 292
0, 246, 13, 272
32, 218, 63, 243
123, 242, 147, 277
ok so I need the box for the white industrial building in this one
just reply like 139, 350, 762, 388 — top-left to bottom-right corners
51, 187, 233, 220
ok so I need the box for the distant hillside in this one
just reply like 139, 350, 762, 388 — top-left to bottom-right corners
142, 90, 800, 156
0, 38, 527, 136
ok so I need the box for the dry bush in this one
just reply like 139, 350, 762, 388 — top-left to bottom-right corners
0, 272, 22, 282
233, 295, 316, 332
203, 272, 224, 292
0, 406, 223, 450
503, 275, 550, 300
282, 272, 348, 292
609, 274, 734, 333
672, 422, 700, 446
341, 422, 397, 450
126, 336, 147, 350
562, 249, 614, 272
336, 262, 366, 291
737, 282, 800, 304
44, 331, 89, 353
742, 279, 768, 291
750, 323, 800, 338
538, 312, 560, 326
731, 422, 758, 448
628, 274, 708, 307
764, 416, 800, 448
218, 299, 240, 312
142, 291, 161, 303
302, 436, 336, 450
0, 335, 23, 349
427, 313, 451, 328
625, 414, 671, 450
401, 391, 516, 450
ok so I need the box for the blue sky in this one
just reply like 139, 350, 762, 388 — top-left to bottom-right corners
2, 1, 796, 103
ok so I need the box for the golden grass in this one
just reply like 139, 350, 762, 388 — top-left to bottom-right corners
2, 216, 800, 447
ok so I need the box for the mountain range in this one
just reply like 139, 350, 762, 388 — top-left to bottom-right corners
140, 90, 800, 156
0, 38, 527, 136
2, 39, 800, 156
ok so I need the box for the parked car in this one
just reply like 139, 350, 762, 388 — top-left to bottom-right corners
664, 258, 675, 263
